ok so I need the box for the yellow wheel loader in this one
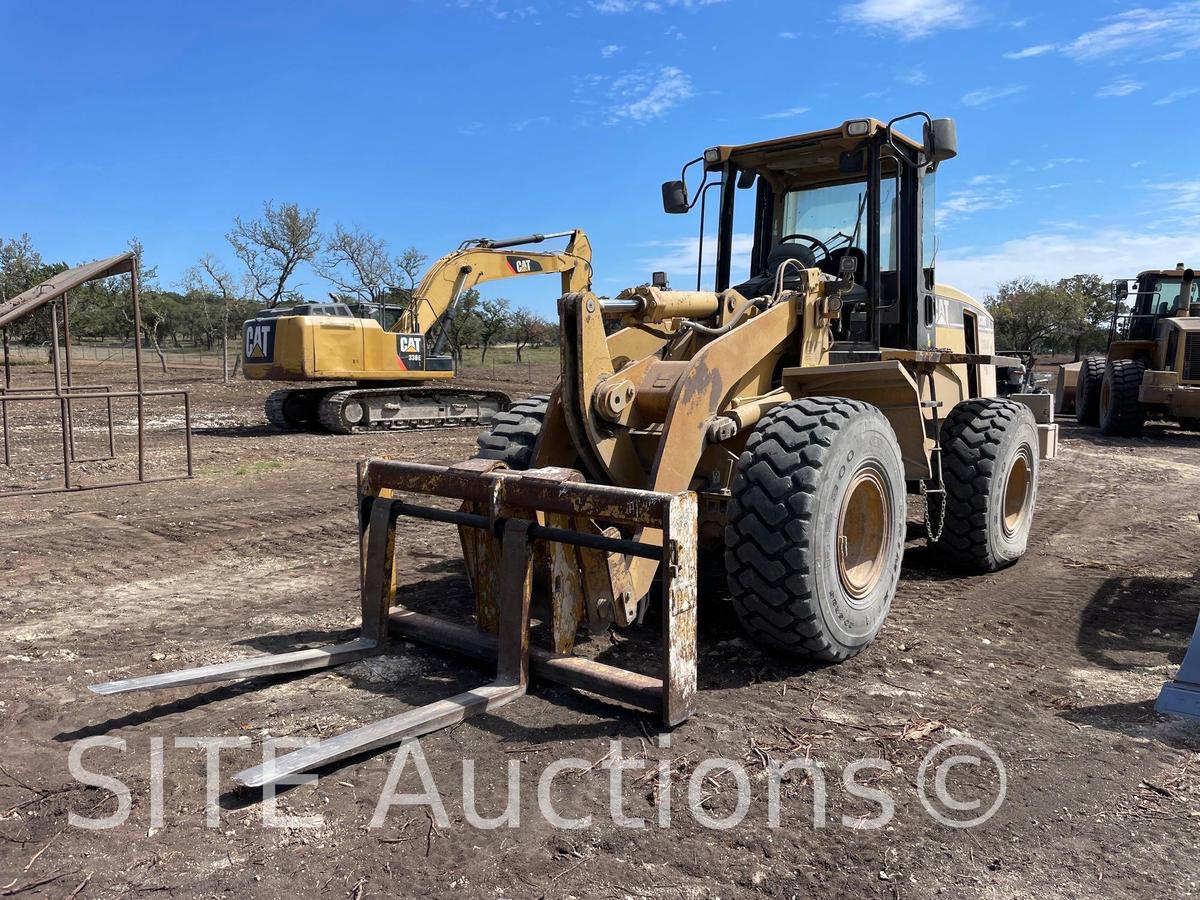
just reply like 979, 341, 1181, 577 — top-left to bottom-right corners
1073, 264, 1199, 435
91, 114, 1057, 789
243, 229, 592, 433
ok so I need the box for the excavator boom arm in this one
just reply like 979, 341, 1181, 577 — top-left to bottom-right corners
400, 229, 592, 338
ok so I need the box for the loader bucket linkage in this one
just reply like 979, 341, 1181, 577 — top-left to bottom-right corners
90, 457, 698, 789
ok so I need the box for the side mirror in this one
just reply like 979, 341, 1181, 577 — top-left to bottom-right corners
662, 180, 689, 214
924, 118, 958, 166
736, 169, 757, 189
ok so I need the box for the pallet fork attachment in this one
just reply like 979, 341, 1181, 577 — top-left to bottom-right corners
89, 458, 698, 789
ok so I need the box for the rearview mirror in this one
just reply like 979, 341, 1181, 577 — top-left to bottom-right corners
924, 118, 958, 166
662, 180, 689, 214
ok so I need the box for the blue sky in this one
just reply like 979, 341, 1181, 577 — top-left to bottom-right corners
2, 0, 1197, 315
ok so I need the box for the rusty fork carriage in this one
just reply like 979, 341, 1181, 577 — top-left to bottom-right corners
91, 457, 698, 789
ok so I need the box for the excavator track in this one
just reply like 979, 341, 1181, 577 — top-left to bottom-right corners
264, 388, 327, 430
313, 386, 511, 434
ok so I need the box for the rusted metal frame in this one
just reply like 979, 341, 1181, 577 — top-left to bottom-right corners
1, 474, 191, 498
61, 292, 76, 462
368, 460, 697, 725
387, 608, 662, 711
389, 497, 664, 560
361, 459, 673, 528
130, 264, 145, 482
49, 303, 72, 490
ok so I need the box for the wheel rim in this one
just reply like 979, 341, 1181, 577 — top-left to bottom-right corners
1001, 448, 1033, 538
837, 466, 891, 607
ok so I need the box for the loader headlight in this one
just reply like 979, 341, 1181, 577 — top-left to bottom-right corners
703, 147, 721, 164
845, 119, 871, 137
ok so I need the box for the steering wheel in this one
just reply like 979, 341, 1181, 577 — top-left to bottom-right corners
778, 233, 832, 264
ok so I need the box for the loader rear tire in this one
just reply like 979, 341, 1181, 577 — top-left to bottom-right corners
1075, 356, 1105, 425
474, 394, 549, 470
724, 397, 906, 662
1099, 359, 1146, 436
934, 398, 1038, 572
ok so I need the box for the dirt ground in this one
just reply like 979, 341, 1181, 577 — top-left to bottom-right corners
1, 363, 1199, 899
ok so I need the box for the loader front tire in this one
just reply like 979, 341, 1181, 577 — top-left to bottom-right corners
474, 394, 549, 470
934, 398, 1038, 572
1099, 359, 1146, 436
724, 397, 906, 662
1075, 356, 1105, 425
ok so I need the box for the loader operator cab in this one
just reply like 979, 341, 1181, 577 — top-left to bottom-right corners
662, 113, 957, 359
1124, 266, 1199, 341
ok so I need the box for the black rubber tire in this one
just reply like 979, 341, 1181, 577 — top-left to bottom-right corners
474, 394, 549, 470
1178, 417, 1200, 432
934, 398, 1039, 572
724, 397, 906, 662
1075, 356, 1105, 425
1099, 359, 1146, 437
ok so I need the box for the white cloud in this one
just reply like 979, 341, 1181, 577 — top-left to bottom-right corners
1041, 157, 1085, 171
456, 0, 539, 19
779, 31, 798, 39
511, 115, 551, 131
938, 225, 1200, 300
600, 43, 623, 57
639, 233, 754, 285
899, 67, 928, 85
842, 0, 970, 39
1096, 76, 1144, 98
592, 0, 724, 11
1062, 2, 1200, 62
605, 65, 694, 124
761, 106, 810, 120
1147, 180, 1200, 213
457, 121, 484, 136
1154, 86, 1200, 105
961, 85, 1025, 107
665, 24, 685, 39
1002, 43, 1054, 60
937, 176, 1017, 226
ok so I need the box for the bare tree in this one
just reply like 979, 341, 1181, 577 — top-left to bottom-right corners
227, 201, 320, 307
185, 254, 241, 383
395, 247, 426, 296
508, 306, 548, 362
316, 226, 428, 323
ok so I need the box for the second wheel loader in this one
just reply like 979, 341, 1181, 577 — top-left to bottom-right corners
91, 113, 1056, 789
1073, 264, 1199, 435
243, 229, 592, 433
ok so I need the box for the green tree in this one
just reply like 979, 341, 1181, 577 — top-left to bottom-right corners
442, 288, 483, 366
1057, 273, 1116, 360
985, 278, 1080, 355
508, 306, 548, 362
478, 297, 511, 363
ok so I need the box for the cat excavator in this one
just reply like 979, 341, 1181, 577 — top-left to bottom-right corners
243, 229, 592, 433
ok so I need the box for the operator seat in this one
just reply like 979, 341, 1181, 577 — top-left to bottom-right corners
732, 243, 816, 299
